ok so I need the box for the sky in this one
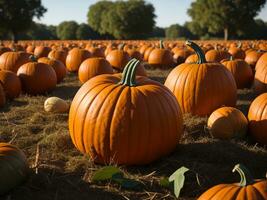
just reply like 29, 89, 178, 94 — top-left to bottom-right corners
35, 0, 267, 28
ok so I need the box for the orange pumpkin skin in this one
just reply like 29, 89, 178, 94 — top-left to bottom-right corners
254, 65, 267, 95
0, 52, 30, 73
33, 46, 51, 58
66, 48, 91, 72
143, 47, 154, 61
165, 41, 237, 116
248, 93, 267, 145
17, 62, 57, 95
0, 143, 29, 195
0, 46, 11, 55
198, 164, 267, 200
106, 49, 130, 71
148, 49, 175, 69
173, 49, 192, 65
0, 70, 21, 99
229, 47, 246, 59
26, 45, 35, 54
0, 83, 5, 107
48, 50, 67, 65
221, 59, 253, 89
38, 57, 67, 83
127, 49, 143, 60
245, 51, 264, 69
86, 47, 105, 58
69, 59, 183, 165
205, 49, 231, 62
255, 53, 267, 71
185, 54, 198, 63
208, 107, 248, 139
78, 58, 113, 84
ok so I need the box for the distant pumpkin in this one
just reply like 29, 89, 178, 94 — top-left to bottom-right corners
0, 70, 21, 99
44, 97, 69, 113
66, 48, 91, 72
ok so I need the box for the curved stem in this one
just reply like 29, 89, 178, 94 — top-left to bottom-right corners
120, 59, 140, 86
185, 40, 206, 64
159, 40, 164, 49
237, 41, 242, 49
232, 164, 254, 187
118, 43, 125, 50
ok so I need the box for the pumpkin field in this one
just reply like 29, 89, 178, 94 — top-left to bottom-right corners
0, 39, 267, 200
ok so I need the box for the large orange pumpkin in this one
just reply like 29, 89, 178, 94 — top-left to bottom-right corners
0, 70, 21, 99
66, 48, 91, 72
17, 57, 57, 95
198, 164, 267, 200
221, 58, 253, 89
208, 107, 248, 139
0, 52, 30, 73
248, 93, 267, 145
69, 59, 183, 165
38, 57, 67, 83
165, 41, 237, 116
78, 57, 113, 84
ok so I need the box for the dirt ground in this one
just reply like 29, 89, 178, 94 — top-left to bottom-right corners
0, 69, 267, 200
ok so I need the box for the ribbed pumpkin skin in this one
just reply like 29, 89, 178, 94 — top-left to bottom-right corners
0, 83, 6, 107
0, 52, 30, 73
78, 58, 113, 83
106, 50, 130, 71
0, 143, 29, 195
255, 53, 267, 71
254, 65, 267, 95
221, 59, 253, 89
48, 50, 67, 65
69, 74, 183, 165
208, 107, 248, 139
0, 46, 11, 55
148, 49, 175, 69
248, 93, 267, 145
205, 50, 231, 62
198, 181, 267, 200
143, 47, 154, 62
34, 46, 51, 58
229, 47, 246, 59
38, 57, 67, 83
165, 63, 237, 116
66, 48, 91, 72
0, 70, 21, 99
245, 51, 263, 69
185, 54, 198, 63
17, 62, 57, 95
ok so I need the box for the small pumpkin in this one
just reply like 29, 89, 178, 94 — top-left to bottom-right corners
66, 48, 91, 72
198, 164, 267, 200
33, 46, 51, 58
48, 49, 67, 65
248, 93, 267, 145
44, 97, 69, 113
228, 42, 246, 59
205, 48, 231, 63
17, 56, 57, 95
69, 59, 183, 165
0, 70, 21, 99
78, 57, 113, 84
165, 41, 237, 116
208, 107, 248, 139
0, 143, 29, 195
245, 50, 264, 70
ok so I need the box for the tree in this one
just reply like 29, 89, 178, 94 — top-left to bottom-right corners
149, 27, 165, 38
56, 21, 79, 40
187, 0, 266, 40
0, 0, 46, 43
27, 22, 57, 40
76, 23, 100, 40
87, 0, 156, 39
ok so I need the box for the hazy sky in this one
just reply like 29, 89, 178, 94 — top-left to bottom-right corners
35, 0, 267, 28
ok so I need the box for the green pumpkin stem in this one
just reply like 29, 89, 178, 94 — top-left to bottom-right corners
232, 164, 254, 187
185, 40, 206, 64
120, 59, 140, 87
118, 43, 125, 50
29, 55, 38, 62
159, 40, 164, 49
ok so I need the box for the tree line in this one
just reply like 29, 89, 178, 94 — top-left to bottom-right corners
0, 0, 266, 42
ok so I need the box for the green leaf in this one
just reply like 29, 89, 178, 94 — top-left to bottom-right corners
159, 177, 171, 188
92, 166, 122, 182
168, 166, 189, 198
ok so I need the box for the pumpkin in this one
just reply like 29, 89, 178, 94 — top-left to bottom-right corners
44, 97, 69, 113
173, 48, 192, 65
248, 93, 267, 145
208, 107, 248, 139
17, 56, 57, 95
245, 50, 264, 70
86, 45, 105, 58
0, 52, 30, 73
255, 52, 267, 71
69, 59, 183, 165
48, 49, 67, 65
198, 164, 267, 200
0, 46, 11, 55
205, 49, 231, 62
185, 53, 198, 63
106, 45, 131, 71
221, 57, 253, 89
0, 143, 29, 195
254, 64, 267, 95
66, 48, 91, 72
143, 46, 154, 62
228, 42, 246, 59
0, 83, 5, 107
148, 40, 175, 69
165, 41, 237, 116
26, 45, 35, 54
78, 57, 113, 84
0, 70, 21, 99
127, 48, 143, 60
33, 46, 51, 58
38, 57, 67, 83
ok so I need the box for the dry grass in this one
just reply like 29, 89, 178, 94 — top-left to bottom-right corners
0, 70, 267, 200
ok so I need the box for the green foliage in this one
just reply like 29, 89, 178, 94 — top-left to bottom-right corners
0, 0, 46, 42
149, 26, 165, 39
57, 21, 79, 40
76, 23, 100, 40
166, 24, 195, 39
187, 0, 266, 40
169, 167, 189, 198
87, 0, 155, 39
27, 23, 57, 40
